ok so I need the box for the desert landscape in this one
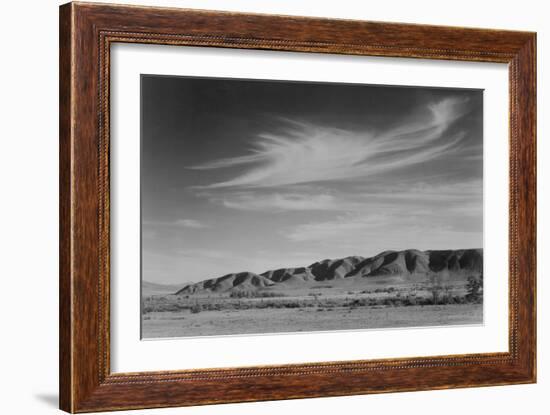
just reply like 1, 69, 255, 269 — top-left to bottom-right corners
142, 248, 483, 338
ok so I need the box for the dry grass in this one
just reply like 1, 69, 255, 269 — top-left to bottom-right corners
141, 279, 482, 338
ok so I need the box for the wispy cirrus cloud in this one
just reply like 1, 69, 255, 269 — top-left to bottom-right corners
189, 97, 469, 189
281, 179, 482, 244
286, 213, 390, 242
285, 205, 482, 246
143, 218, 209, 229
353, 179, 483, 203
209, 178, 482, 213
174, 219, 209, 228
218, 192, 336, 211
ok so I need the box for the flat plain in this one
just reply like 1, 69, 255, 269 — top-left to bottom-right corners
142, 275, 483, 338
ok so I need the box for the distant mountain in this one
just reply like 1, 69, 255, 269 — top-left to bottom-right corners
175, 249, 483, 295
142, 281, 189, 296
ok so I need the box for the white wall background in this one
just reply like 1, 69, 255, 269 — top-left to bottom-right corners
0, 0, 546, 414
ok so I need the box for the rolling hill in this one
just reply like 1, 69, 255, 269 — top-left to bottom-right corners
174, 248, 483, 295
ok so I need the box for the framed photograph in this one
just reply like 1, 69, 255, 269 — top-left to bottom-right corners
59, 2, 536, 412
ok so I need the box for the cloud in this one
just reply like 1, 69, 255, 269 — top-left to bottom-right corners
219, 192, 336, 211
189, 97, 469, 189
207, 178, 482, 213
287, 213, 390, 242
143, 219, 209, 229
176, 249, 236, 259
284, 178, 482, 242
354, 179, 483, 203
285, 207, 482, 249
174, 219, 208, 228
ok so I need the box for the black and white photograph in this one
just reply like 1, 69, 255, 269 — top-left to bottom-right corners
140, 75, 484, 339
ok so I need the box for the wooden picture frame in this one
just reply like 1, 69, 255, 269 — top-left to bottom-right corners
59, 2, 536, 412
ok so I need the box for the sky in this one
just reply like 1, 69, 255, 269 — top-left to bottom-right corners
141, 75, 483, 285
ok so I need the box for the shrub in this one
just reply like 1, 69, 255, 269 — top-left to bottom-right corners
454, 295, 467, 304
190, 303, 202, 314
466, 274, 483, 302
404, 295, 417, 306
374, 287, 396, 294
230, 290, 286, 298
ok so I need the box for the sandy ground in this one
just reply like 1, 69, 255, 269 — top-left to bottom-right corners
142, 303, 482, 338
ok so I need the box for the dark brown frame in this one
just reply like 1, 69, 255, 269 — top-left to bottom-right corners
59, 2, 536, 412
